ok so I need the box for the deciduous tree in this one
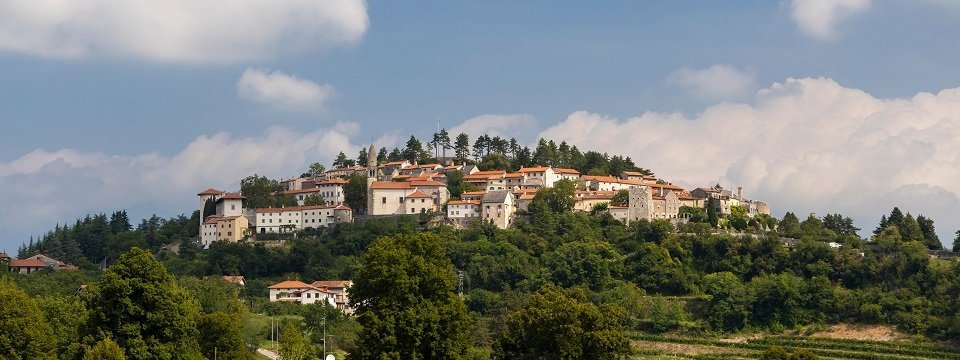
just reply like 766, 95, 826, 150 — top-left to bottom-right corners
349, 233, 470, 360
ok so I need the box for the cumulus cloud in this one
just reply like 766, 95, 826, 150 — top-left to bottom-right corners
540, 77, 960, 246
237, 68, 336, 112
0, 0, 369, 63
0, 123, 364, 251
448, 114, 539, 143
790, 0, 872, 40
667, 64, 758, 101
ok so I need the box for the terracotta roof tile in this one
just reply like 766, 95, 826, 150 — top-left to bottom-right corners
406, 189, 433, 198
198, 188, 223, 196
370, 181, 413, 190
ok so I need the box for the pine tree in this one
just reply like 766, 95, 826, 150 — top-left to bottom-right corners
454, 133, 470, 162
916, 215, 942, 250
874, 214, 888, 236
900, 213, 924, 242
357, 147, 369, 167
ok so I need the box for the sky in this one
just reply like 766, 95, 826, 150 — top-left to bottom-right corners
3, 0, 960, 252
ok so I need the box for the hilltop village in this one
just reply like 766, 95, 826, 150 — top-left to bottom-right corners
197, 142, 771, 248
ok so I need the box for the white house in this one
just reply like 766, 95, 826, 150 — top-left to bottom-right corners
447, 200, 481, 219
255, 205, 352, 234
267, 280, 337, 306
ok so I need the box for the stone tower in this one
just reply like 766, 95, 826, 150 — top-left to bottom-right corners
366, 144, 378, 186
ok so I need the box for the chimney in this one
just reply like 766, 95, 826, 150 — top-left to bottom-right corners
737, 187, 743, 200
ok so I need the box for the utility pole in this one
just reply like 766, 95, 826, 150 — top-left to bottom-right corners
323, 317, 327, 359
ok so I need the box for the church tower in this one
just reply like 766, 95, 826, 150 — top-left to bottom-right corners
366, 144, 378, 184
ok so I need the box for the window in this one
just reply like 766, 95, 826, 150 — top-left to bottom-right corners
411, 208, 415, 213
421, 199, 425, 203
382, 197, 386, 204
399, 197, 404, 203
231, 204, 236, 210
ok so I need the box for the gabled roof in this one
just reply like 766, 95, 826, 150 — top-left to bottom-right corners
203, 216, 222, 225
406, 189, 433, 199
482, 190, 512, 204
504, 173, 524, 178
310, 280, 351, 289
519, 194, 536, 200
10, 258, 48, 268
268, 280, 315, 290
518, 166, 551, 173
0, 252, 10, 259
370, 181, 413, 190
554, 168, 581, 175
447, 200, 481, 205
198, 188, 223, 196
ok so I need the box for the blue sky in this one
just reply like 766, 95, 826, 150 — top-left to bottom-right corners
3, 0, 960, 252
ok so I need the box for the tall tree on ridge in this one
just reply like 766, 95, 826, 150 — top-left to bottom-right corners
454, 133, 470, 163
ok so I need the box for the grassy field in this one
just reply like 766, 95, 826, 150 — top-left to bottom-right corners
630, 332, 960, 359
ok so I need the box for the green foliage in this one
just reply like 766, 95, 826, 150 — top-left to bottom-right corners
35, 294, 89, 356
308, 162, 326, 177
478, 152, 510, 171
198, 312, 249, 360
0, 278, 57, 360
343, 174, 368, 215
349, 233, 471, 360
87, 247, 202, 359
82, 338, 127, 360
780, 212, 802, 238
279, 320, 315, 360
610, 189, 629, 207
544, 239, 621, 291
446, 170, 480, 198
241, 174, 293, 209
702, 272, 751, 331
648, 296, 688, 333
760, 347, 790, 360
531, 178, 576, 213
679, 206, 706, 223
494, 285, 629, 360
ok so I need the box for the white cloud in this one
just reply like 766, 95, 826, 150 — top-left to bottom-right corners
790, 0, 872, 40
667, 64, 758, 101
237, 68, 335, 112
540, 77, 960, 247
448, 114, 539, 143
0, 123, 364, 251
0, 0, 369, 63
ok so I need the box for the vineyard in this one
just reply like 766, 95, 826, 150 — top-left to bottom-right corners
631, 333, 960, 359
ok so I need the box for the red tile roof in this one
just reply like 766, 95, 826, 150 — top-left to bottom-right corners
10, 258, 48, 268
504, 173, 524, 178
518, 166, 550, 173
406, 189, 433, 198
310, 280, 351, 288
319, 178, 347, 185
554, 168, 580, 174
197, 188, 223, 196
268, 280, 315, 290
370, 181, 413, 190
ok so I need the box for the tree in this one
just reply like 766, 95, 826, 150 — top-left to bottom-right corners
303, 193, 326, 206
83, 338, 127, 360
36, 295, 89, 356
494, 285, 629, 360
779, 212, 801, 238
760, 347, 790, 360
611, 189, 629, 207
477, 152, 510, 171
531, 179, 576, 213
86, 247, 202, 359
240, 174, 283, 208
454, 133, 470, 162
472, 135, 489, 161
344, 174, 368, 215
348, 233, 471, 360
900, 213, 924, 242
954, 230, 960, 253
198, 312, 249, 360
403, 135, 427, 163
702, 272, 751, 331
446, 171, 479, 198
0, 278, 57, 359
357, 147, 369, 167
377, 147, 388, 163
822, 213, 859, 237
109, 210, 131, 234
916, 215, 942, 250
202, 198, 216, 220
544, 240, 622, 290
333, 151, 355, 168
707, 198, 720, 228
308, 162, 326, 177
279, 320, 314, 360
